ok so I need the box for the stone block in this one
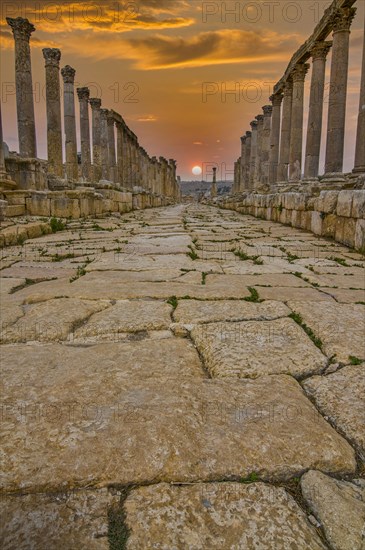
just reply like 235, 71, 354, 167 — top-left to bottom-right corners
291, 210, 301, 228
311, 211, 323, 235
3, 191, 28, 206
336, 190, 353, 217
26, 194, 51, 217
351, 190, 365, 219
355, 219, 365, 252
6, 205, 26, 217
322, 214, 337, 239
335, 216, 345, 243
50, 197, 81, 219
341, 218, 356, 248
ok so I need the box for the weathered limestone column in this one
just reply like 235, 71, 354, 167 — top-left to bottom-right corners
159, 157, 167, 195
289, 63, 309, 181
6, 17, 37, 158
123, 130, 133, 189
304, 41, 332, 179
100, 109, 109, 180
325, 7, 356, 175
211, 166, 217, 197
77, 87, 91, 180
249, 120, 258, 187
240, 135, 246, 191
43, 48, 63, 177
254, 115, 264, 186
169, 159, 177, 196
278, 81, 293, 181
353, 14, 365, 174
268, 92, 283, 183
244, 131, 252, 189
116, 121, 124, 184
234, 160, 241, 193
107, 111, 116, 182
0, 103, 16, 190
89, 98, 102, 182
261, 105, 272, 185
61, 65, 78, 181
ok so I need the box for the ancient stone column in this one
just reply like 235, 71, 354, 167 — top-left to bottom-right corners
159, 157, 167, 195
269, 92, 283, 183
61, 65, 78, 181
116, 121, 124, 185
254, 115, 264, 185
123, 130, 132, 189
278, 81, 293, 181
107, 111, 116, 182
240, 135, 246, 191
249, 120, 258, 187
100, 109, 109, 180
43, 48, 63, 177
77, 87, 91, 180
89, 98, 102, 182
353, 14, 365, 174
211, 166, 217, 197
6, 17, 37, 158
289, 63, 309, 181
325, 7, 356, 175
304, 42, 332, 179
244, 131, 252, 189
261, 105, 273, 185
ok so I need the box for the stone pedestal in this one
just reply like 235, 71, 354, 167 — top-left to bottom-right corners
304, 42, 332, 178
61, 66, 78, 182
269, 92, 283, 183
325, 7, 356, 175
77, 87, 91, 181
43, 48, 63, 177
289, 64, 309, 181
6, 17, 37, 158
278, 81, 293, 182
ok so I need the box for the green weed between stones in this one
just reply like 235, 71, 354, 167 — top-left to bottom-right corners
289, 312, 323, 351
50, 217, 65, 233
243, 287, 263, 303
167, 296, 178, 309
349, 355, 363, 365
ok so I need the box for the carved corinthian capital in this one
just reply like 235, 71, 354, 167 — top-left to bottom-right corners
89, 98, 102, 110
61, 65, 76, 84
77, 87, 90, 101
6, 17, 35, 41
311, 41, 332, 61
291, 63, 310, 83
331, 7, 356, 33
42, 48, 61, 67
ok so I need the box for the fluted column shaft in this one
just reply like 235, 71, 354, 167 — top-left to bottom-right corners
249, 120, 258, 188
261, 105, 272, 185
244, 131, 252, 190
61, 65, 78, 181
304, 42, 332, 178
116, 122, 124, 185
289, 63, 309, 181
269, 92, 283, 183
255, 115, 264, 186
325, 7, 356, 174
353, 13, 365, 173
90, 98, 102, 182
107, 112, 116, 182
7, 17, 37, 158
278, 81, 293, 181
43, 48, 63, 177
240, 136, 246, 191
77, 87, 91, 180
99, 109, 109, 180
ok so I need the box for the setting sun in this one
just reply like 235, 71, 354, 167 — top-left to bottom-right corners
192, 166, 202, 176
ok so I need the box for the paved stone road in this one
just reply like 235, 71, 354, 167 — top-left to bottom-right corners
1, 205, 364, 549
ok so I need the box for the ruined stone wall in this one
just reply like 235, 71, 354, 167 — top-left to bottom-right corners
214, 190, 365, 252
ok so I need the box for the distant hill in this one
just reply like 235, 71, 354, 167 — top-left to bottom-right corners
180, 180, 233, 197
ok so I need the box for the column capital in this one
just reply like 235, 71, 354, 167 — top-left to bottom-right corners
61, 65, 76, 84
291, 63, 310, 83
262, 105, 273, 117
331, 7, 356, 34
42, 48, 61, 68
240, 135, 247, 144
250, 120, 258, 130
310, 40, 332, 60
6, 17, 35, 41
255, 114, 264, 123
106, 111, 115, 125
77, 87, 90, 101
270, 92, 284, 106
89, 97, 101, 110
245, 131, 252, 138
283, 80, 293, 96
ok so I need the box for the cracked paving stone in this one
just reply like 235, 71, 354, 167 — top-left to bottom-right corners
191, 318, 327, 379
301, 471, 365, 550
123, 482, 327, 549
302, 364, 365, 460
287, 301, 365, 363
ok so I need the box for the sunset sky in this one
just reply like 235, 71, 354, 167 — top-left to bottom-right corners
1, 0, 364, 181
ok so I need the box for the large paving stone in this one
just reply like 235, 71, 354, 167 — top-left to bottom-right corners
207, 273, 311, 288
74, 300, 173, 339
301, 471, 365, 550
302, 364, 365, 459
1, 372, 355, 493
319, 287, 365, 303
0, 488, 118, 550
1, 298, 109, 343
191, 318, 327, 379
174, 299, 290, 324
254, 286, 335, 301
287, 301, 365, 363
124, 482, 327, 550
